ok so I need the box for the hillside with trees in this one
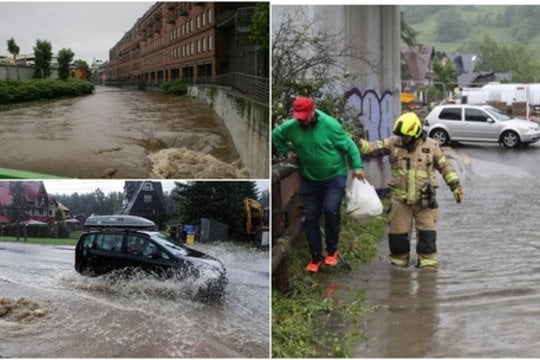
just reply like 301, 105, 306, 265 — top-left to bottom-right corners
402, 6, 540, 58
402, 5, 540, 82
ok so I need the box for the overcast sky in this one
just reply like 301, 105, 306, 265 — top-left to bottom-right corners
0, 1, 154, 64
43, 180, 270, 196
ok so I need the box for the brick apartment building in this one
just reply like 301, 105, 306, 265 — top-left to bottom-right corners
106, 2, 264, 85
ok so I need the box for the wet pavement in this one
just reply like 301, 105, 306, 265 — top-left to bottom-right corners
0, 86, 239, 178
335, 143, 540, 357
0, 241, 269, 358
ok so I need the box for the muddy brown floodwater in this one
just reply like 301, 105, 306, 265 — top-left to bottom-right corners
0, 86, 241, 178
332, 144, 540, 357
0, 242, 269, 357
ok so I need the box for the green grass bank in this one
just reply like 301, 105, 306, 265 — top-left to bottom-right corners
272, 208, 387, 357
0, 78, 94, 106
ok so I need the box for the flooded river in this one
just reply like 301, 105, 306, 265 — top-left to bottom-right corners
336, 143, 540, 357
0, 86, 240, 178
0, 241, 269, 357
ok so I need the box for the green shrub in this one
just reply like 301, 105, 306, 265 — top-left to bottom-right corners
0, 78, 94, 105
161, 80, 188, 96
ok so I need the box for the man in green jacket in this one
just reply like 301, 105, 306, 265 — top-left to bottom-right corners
273, 96, 365, 272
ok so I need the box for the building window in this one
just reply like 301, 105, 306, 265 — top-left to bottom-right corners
190, 19, 193, 32
208, 9, 212, 23
144, 195, 152, 203
208, 35, 212, 51
191, 42, 194, 55
202, 37, 206, 52
143, 182, 154, 191
197, 39, 201, 53
197, 15, 200, 29
202, 12, 206, 27
181, 23, 185, 36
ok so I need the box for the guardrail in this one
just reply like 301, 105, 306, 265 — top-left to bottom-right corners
196, 72, 269, 103
272, 162, 304, 292
104, 72, 269, 103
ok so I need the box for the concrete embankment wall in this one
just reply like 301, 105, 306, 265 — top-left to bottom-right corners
0, 64, 58, 80
188, 85, 269, 178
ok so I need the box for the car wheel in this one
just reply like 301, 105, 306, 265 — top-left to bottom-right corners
430, 129, 450, 146
501, 131, 520, 148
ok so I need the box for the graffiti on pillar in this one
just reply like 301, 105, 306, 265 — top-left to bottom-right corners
344, 88, 395, 178
344, 88, 394, 141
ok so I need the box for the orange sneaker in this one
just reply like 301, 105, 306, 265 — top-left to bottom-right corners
324, 250, 339, 266
306, 259, 323, 272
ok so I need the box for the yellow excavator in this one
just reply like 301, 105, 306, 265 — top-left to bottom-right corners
243, 198, 269, 247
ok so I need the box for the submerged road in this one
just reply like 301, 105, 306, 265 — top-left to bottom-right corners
335, 143, 540, 357
0, 241, 269, 357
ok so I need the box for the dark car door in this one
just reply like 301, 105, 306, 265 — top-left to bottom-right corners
89, 232, 128, 274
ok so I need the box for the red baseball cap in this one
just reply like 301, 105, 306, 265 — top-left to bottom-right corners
292, 96, 314, 122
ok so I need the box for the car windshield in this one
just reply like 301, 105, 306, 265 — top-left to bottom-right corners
484, 106, 512, 121
148, 232, 189, 257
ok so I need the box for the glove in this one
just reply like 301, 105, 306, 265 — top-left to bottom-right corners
453, 186, 464, 203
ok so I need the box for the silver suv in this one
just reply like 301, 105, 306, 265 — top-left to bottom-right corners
424, 104, 540, 148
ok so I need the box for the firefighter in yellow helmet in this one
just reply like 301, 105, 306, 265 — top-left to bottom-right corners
357, 112, 463, 268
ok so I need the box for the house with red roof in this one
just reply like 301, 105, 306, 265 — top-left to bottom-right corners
0, 181, 74, 224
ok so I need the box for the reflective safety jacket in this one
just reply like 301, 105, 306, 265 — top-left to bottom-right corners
358, 134, 460, 204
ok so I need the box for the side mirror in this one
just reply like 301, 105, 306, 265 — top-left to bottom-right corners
487, 118, 495, 123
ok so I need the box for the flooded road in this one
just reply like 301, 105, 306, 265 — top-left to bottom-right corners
0, 241, 269, 357
337, 143, 540, 357
0, 86, 240, 178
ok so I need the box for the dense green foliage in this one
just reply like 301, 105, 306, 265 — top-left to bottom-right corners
402, 5, 540, 59
0, 78, 94, 105
272, 8, 378, 135
435, 8, 471, 42
6, 37, 20, 80
432, 57, 458, 88
272, 209, 387, 357
250, 2, 269, 52
54, 189, 123, 219
6, 182, 27, 240
57, 48, 75, 80
33, 39, 53, 79
474, 35, 540, 83
402, 5, 540, 82
171, 181, 259, 239
160, 80, 188, 96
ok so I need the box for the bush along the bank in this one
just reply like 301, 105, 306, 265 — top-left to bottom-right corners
272, 207, 387, 358
0, 78, 94, 105
160, 80, 188, 96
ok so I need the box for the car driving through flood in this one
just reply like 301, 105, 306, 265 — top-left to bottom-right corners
74, 215, 227, 302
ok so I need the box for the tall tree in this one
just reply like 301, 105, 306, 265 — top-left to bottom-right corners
250, 3, 269, 53
432, 57, 457, 89
52, 207, 70, 238
73, 59, 91, 80
57, 48, 74, 80
33, 39, 53, 79
401, 12, 419, 48
7, 182, 27, 241
272, 7, 380, 132
54, 190, 123, 218
475, 35, 540, 82
171, 181, 259, 238
7, 37, 20, 80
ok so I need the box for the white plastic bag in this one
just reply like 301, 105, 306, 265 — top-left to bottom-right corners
346, 178, 383, 223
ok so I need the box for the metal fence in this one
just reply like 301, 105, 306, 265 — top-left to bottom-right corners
196, 72, 269, 103
104, 71, 269, 103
